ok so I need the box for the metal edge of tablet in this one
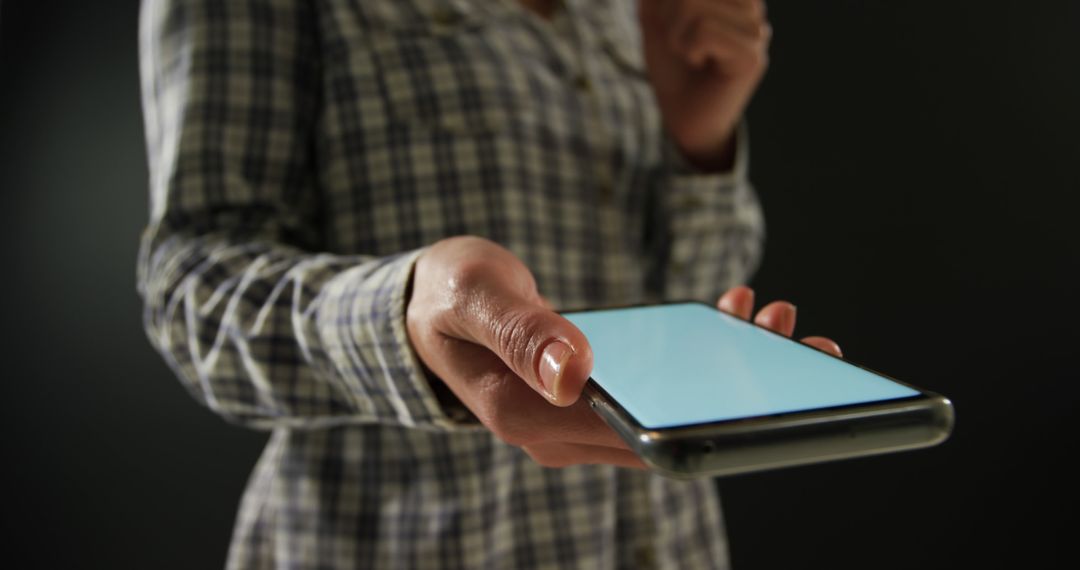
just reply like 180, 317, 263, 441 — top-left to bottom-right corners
585, 381, 955, 480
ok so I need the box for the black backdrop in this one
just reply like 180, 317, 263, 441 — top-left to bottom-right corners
2, 1, 1077, 568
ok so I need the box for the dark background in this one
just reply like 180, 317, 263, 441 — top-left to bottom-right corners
2, 0, 1076, 568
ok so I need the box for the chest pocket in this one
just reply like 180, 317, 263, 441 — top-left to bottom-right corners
356, 0, 537, 136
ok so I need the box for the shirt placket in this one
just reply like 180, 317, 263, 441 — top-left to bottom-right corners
561, 0, 636, 304
559, 0, 617, 204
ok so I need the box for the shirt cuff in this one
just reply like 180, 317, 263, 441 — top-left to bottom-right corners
660, 121, 750, 189
653, 122, 764, 302
386, 251, 485, 430
319, 246, 485, 432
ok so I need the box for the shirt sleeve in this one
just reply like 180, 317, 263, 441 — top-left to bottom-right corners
136, 0, 469, 431
653, 123, 766, 303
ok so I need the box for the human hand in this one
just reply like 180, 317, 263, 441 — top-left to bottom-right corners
639, 0, 771, 170
405, 236, 645, 469
716, 286, 843, 357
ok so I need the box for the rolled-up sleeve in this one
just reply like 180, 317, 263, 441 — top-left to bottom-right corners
654, 123, 766, 302
136, 0, 463, 431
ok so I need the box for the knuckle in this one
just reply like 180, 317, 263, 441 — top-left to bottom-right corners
442, 234, 495, 252
754, 21, 772, 43
445, 258, 490, 299
747, 49, 767, 69
441, 261, 495, 327
749, 0, 767, 18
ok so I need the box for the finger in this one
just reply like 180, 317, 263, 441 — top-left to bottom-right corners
668, 0, 768, 54
683, 17, 770, 69
751, 0, 768, 19
753, 300, 796, 337
438, 266, 594, 408
801, 336, 843, 358
666, 0, 765, 31
522, 442, 647, 470
717, 285, 755, 320
431, 337, 630, 449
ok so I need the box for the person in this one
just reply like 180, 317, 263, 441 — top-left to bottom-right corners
137, 0, 840, 567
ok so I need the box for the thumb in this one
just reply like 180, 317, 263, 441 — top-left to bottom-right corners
458, 288, 594, 407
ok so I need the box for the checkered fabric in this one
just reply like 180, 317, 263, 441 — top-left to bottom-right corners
137, 0, 764, 568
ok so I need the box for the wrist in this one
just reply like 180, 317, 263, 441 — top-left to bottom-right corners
673, 129, 738, 174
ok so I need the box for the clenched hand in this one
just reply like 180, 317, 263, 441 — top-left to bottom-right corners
640, 0, 771, 171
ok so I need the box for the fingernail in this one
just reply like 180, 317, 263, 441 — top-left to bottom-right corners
538, 340, 574, 403
786, 304, 798, 335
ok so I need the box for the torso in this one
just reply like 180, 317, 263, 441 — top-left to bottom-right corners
518, 0, 561, 20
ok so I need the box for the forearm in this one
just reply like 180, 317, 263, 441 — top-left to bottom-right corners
139, 225, 457, 429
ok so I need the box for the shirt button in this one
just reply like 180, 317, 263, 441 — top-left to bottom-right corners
431, 8, 463, 27
598, 180, 614, 202
634, 545, 657, 568
682, 194, 704, 209
573, 74, 592, 93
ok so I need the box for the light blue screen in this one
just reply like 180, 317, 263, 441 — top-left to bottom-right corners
564, 303, 919, 429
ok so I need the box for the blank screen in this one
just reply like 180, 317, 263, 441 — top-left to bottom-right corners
564, 303, 919, 429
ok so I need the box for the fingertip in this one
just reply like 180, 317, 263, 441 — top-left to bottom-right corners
718, 286, 755, 320
552, 346, 594, 408
537, 339, 572, 402
755, 300, 796, 337
801, 336, 843, 358
540, 315, 594, 407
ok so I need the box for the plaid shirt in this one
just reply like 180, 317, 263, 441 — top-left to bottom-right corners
137, 0, 764, 568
